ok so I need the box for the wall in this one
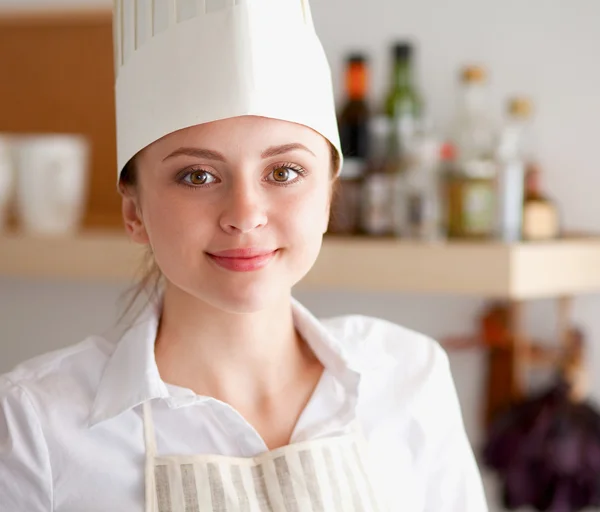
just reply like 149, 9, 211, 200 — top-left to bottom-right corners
1, 0, 599, 508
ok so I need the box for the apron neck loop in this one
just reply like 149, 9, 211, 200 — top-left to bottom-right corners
142, 401, 158, 511
143, 401, 158, 459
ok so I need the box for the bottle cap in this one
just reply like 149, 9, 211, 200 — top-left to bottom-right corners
347, 53, 367, 65
508, 97, 533, 118
346, 53, 369, 99
461, 65, 487, 83
393, 42, 413, 61
439, 142, 457, 161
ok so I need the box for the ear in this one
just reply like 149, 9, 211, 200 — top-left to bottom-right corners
323, 180, 335, 234
323, 200, 331, 234
120, 186, 150, 244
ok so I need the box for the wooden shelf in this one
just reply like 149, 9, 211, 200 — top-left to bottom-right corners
2, 232, 600, 299
0, 231, 145, 282
312, 236, 600, 299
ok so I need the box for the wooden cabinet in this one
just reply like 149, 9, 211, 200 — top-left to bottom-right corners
0, 8, 121, 228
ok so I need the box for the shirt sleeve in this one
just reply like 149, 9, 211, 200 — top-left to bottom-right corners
0, 377, 53, 512
419, 343, 489, 512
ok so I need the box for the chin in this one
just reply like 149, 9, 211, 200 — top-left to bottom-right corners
208, 284, 289, 314
163, 252, 317, 314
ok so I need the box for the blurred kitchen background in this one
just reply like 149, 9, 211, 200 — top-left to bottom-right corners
1, 0, 600, 510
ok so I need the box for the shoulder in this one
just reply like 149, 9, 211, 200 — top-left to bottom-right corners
321, 313, 446, 373
0, 336, 114, 412
0, 342, 112, 511
323, 317, 486, 509
321, 314, 454, 414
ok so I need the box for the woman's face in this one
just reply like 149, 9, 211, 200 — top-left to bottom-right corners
122, 116, 333, 313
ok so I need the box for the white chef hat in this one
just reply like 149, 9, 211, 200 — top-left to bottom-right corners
113, 0, 342, 180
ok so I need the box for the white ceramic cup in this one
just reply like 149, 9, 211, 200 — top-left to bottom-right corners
0, 136, 16, 231
15, 134, 90, 236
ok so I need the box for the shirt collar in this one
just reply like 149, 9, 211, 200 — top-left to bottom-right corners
89, 298, 364, 428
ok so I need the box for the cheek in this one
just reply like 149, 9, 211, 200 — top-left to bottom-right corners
140, 193, 218, 293
277, 185, 330, 277
142, 186, 213, 230
138, 189, 214, 270
140, 190, 181, 239
281, 183, 330, 233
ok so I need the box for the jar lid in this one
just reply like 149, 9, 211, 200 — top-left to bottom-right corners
461, 65, 486, 83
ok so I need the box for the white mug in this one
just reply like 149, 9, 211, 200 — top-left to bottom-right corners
15, 134, 90, 236
0, 136, 15, 232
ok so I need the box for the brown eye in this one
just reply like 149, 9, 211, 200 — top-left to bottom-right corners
272, 167, 290, 182
190, 171, 208, 184
181, 169, 217, 186
266, 165, 303, 184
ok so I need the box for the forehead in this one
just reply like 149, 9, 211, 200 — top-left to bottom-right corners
143, 116, 330, 160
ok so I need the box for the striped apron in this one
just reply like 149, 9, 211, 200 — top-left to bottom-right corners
143, 402, 385, 511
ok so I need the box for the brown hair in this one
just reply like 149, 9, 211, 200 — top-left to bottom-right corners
118, 140, 340, 319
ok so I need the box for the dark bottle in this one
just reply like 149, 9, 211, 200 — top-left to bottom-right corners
384, 42, 423, 237
385, 42, 422, 156
329, 54, 371, 235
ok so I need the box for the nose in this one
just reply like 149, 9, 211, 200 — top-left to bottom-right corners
219, 181, 268, 235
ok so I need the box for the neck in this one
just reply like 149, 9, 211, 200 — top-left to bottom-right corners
461, 82, 487, 115
154, 283, 316, 408
393, 59, 411, 89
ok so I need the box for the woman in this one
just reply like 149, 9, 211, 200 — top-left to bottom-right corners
0, 0, 487, 510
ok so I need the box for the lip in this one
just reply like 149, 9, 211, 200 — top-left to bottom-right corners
206, 248, 278, 272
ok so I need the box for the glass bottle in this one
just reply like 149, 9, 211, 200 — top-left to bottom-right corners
360, 116, 394, 236
329, 54, 371, 235
522, 163, 560, 241
384, 42, 424, 238
446, 65, 497, 239
496, 97, 532, 242
385, 42, 422, 153
439, 141, 460, 238
392, 126, 442, 241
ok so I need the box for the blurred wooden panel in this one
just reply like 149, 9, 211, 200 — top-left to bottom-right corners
0, 9, 121, 228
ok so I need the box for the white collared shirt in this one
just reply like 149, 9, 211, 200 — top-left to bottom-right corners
0, 299, 488, 511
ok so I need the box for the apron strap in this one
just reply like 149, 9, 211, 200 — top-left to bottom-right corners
143, 401, 158, 512
168, 0, 177, 26
143, 401, 158, 458
300, 0, 314, 28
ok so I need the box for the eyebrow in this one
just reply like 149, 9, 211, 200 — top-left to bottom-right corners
162, 143, 315, 162
163, 148, 226, 162
261, 143, 315, 159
